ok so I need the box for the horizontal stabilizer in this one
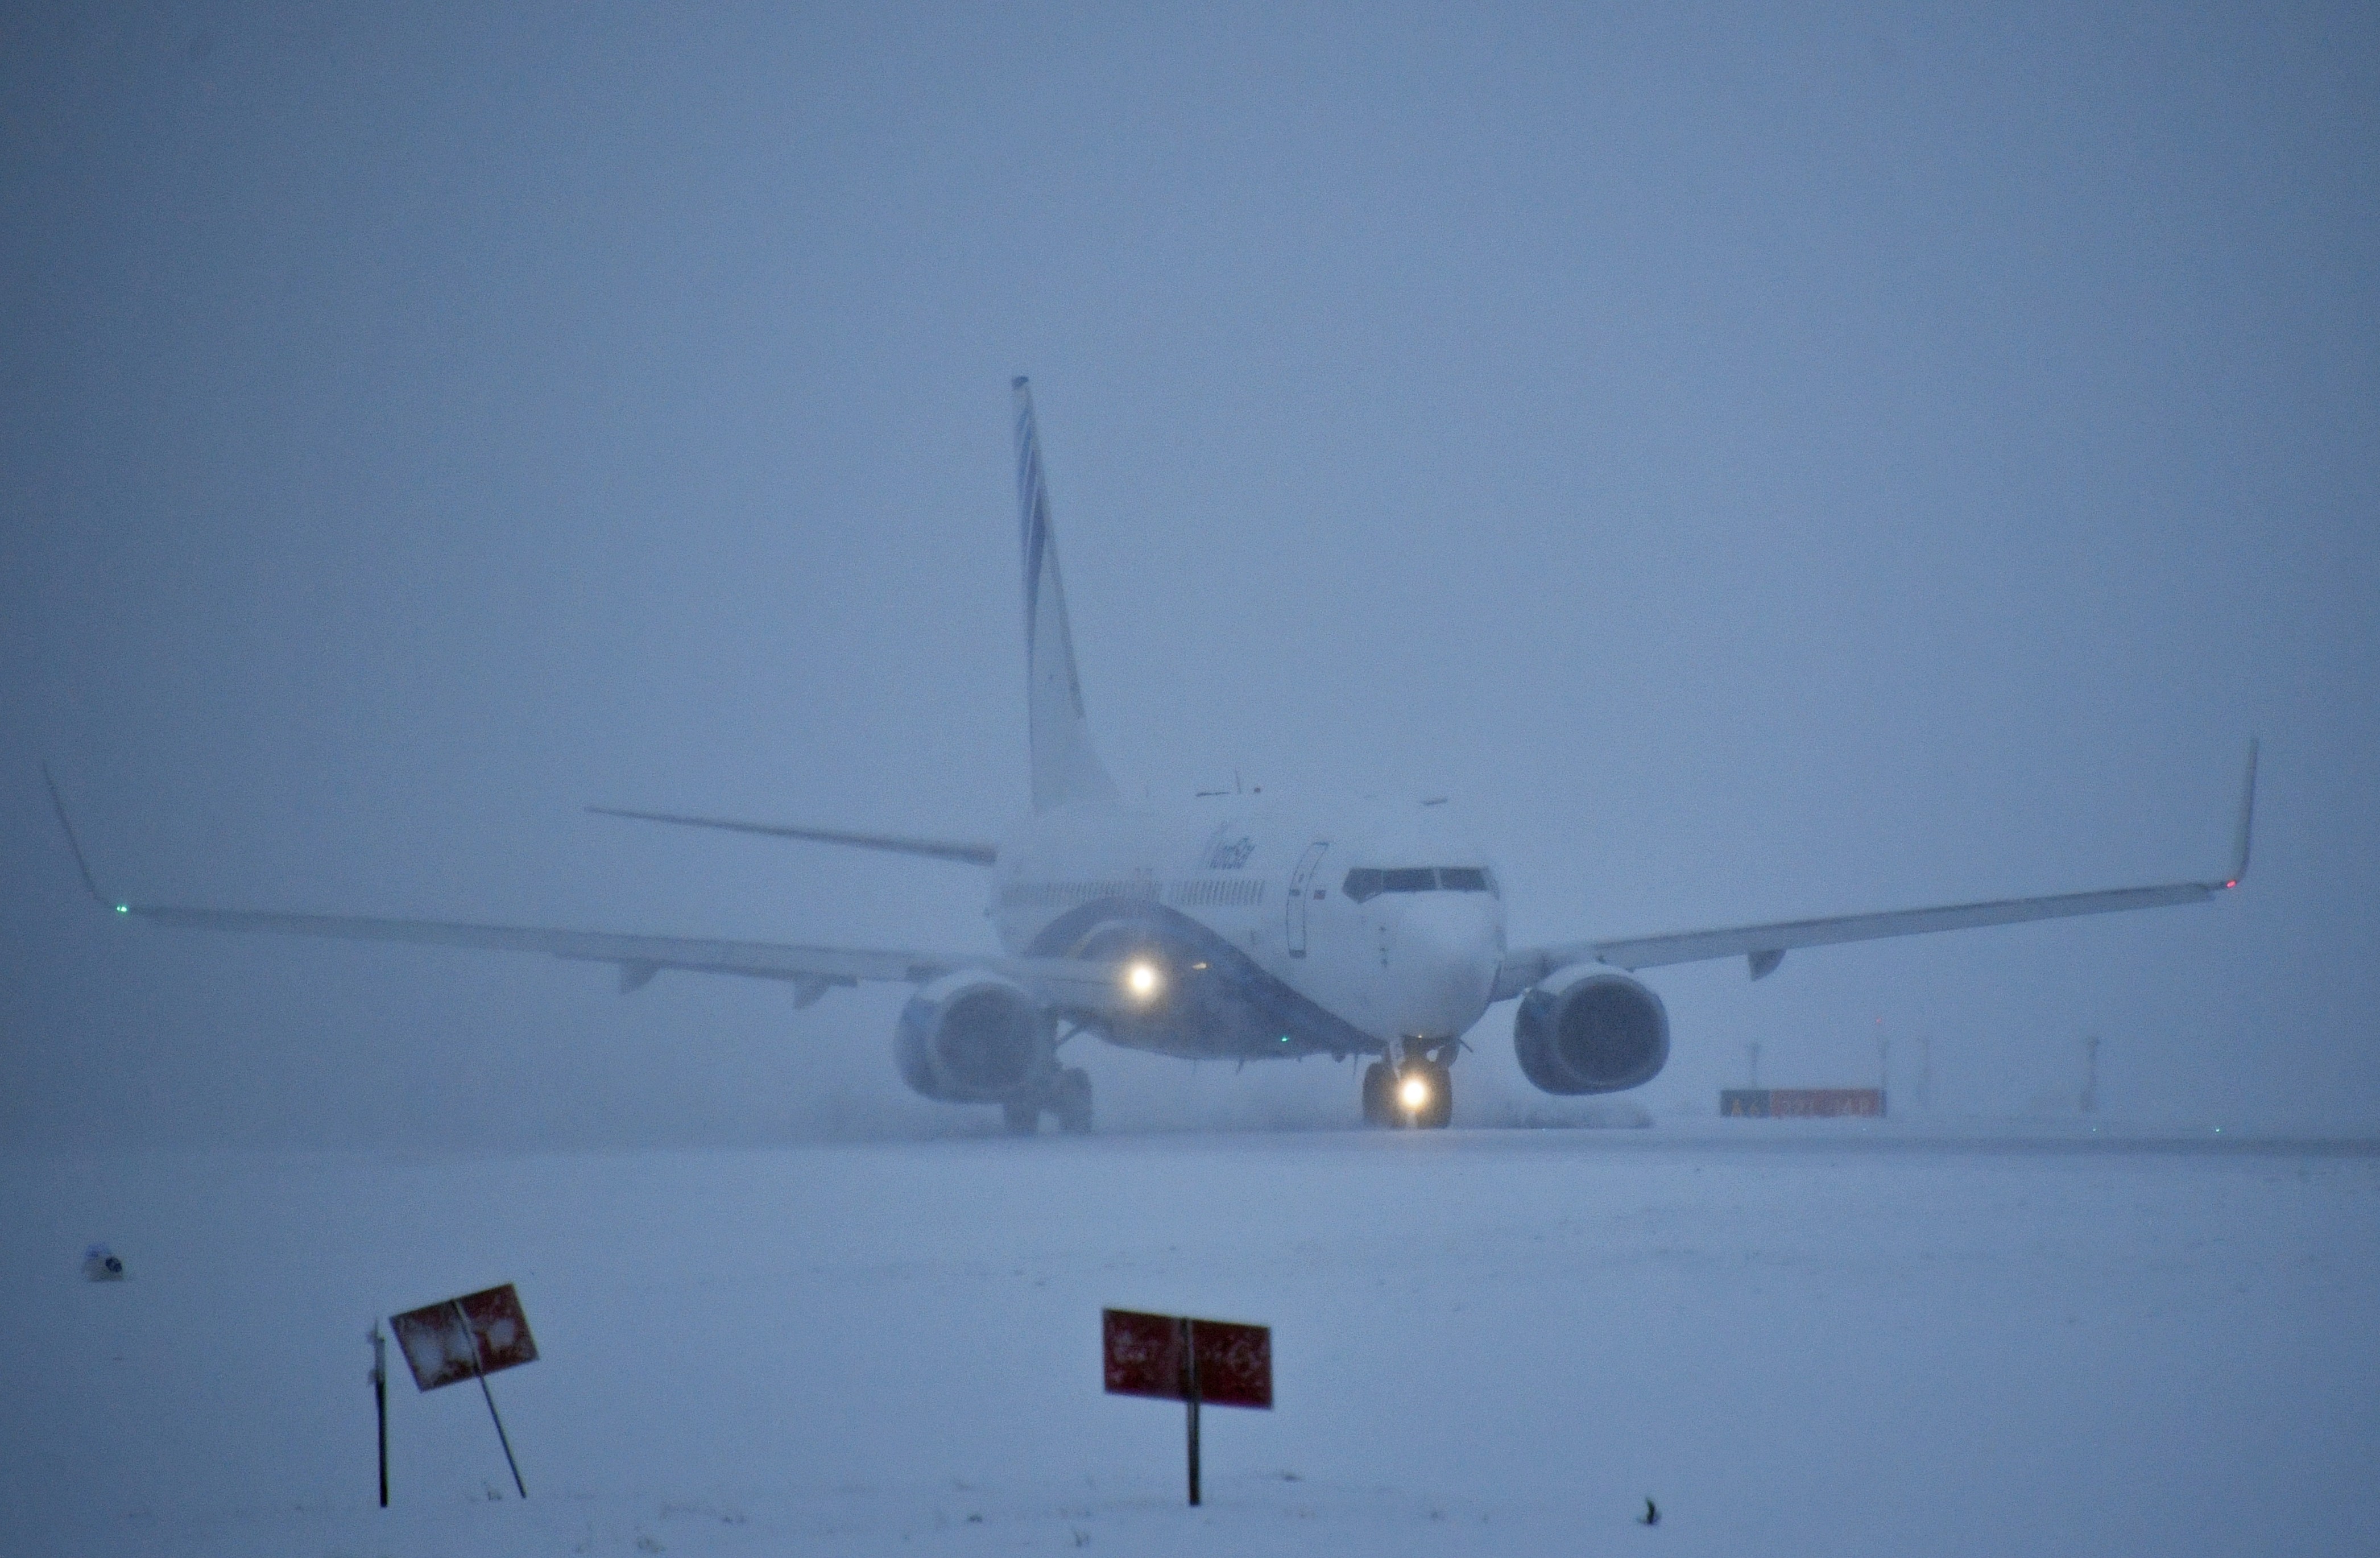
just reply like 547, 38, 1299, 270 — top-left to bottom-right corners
588, 806, 997, 866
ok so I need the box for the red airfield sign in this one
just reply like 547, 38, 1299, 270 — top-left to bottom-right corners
1104, 1308, 1270, 1506
1103, 1308, 1272, 1410
391, 1283, 539, 1392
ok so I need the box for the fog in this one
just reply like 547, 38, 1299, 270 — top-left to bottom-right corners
4, 4, 2374, 1151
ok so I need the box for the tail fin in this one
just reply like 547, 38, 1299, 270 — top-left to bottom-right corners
1012, 378, 1120, 813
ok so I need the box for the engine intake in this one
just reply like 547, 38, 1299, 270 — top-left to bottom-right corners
895, 972, 1053, 1102
1513, 965, 1670, 1095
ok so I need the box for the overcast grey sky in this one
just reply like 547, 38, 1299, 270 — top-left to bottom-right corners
4, 3, 2373, 1148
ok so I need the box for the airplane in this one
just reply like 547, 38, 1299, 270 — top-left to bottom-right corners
48, 378, 2258, 1133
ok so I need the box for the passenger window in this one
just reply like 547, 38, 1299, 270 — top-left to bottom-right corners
1438, 867, 1489, 892
1342, 869, 1383, 903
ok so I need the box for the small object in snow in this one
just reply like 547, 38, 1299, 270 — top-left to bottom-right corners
1639, 1498, 1659, 1526
83, 1243, 125, 1282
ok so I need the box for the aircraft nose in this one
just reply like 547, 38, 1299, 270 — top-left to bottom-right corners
1388, 895, 1500, 1035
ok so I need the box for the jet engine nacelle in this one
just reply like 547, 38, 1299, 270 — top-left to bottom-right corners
1513, 964, 1670, 1095
895, 971, 1054, 1102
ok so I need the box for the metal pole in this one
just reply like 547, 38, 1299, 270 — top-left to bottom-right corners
454, 1300, 526, 1499
370, 1323, 388, 1508
478, 1373, 527, 1499
1182, 1318, 1202, 1507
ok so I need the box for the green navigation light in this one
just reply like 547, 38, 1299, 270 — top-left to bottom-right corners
114, 904, 129, 915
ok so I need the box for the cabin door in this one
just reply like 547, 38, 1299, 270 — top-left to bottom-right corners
1286, 842, 1330, 957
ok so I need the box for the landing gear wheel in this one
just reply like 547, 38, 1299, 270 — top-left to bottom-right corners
1052, 1067, 1094, 1134
1409, 1059, 1454, 1129
1001, 1099, 1040, 1136
1361, 1061, 1393, 1127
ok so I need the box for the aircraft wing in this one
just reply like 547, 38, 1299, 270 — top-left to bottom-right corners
1493, 741, 2257, 999
43, 766, 1127, 1014
95, 900, 1133, 1013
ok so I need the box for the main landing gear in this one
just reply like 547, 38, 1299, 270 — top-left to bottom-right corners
1362, 1049, 1453, 1129
1003, 1066, 1094, 1137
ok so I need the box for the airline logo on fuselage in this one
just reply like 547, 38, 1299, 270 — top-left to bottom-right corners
1205, 828, 1256, 871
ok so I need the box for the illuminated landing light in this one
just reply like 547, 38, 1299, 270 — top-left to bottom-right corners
1124, 960, 1164, 1002
1398, 1075, 1431, 1111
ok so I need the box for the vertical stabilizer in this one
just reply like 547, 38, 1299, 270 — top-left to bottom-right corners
1012, 378, 1121, 813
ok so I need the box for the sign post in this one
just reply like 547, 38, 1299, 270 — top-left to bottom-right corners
457, 1300, 527, 1499
390, 1283, 539, 1499
369, 1323, 389, 1507
1102, 1308, 1270, 1507
1182, 1317, 1201, 1506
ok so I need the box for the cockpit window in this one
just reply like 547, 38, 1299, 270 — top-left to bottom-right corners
1342, 866, 1498, 903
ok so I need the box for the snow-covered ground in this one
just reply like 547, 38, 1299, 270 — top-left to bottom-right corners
6, 1124, 2374, 1556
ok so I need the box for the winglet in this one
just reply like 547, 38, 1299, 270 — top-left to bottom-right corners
2221, 737, 2257, 889
41, 763, 120, 910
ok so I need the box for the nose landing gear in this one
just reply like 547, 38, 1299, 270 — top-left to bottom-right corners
1361, 1048, 1454, 1129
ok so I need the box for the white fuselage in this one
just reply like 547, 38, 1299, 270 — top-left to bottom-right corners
988, 793, 1505, 1061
